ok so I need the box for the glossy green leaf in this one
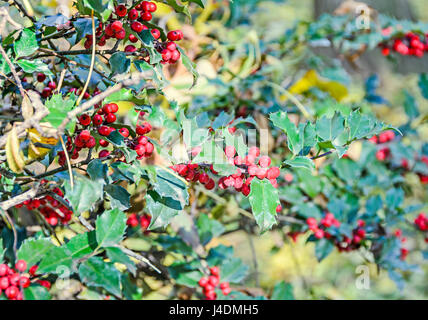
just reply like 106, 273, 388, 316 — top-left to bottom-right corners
95, 208, 127, 248
248, 179, 280, 232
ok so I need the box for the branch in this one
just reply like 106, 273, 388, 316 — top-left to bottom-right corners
0, 182, 40, 210
10, 0, 36, 23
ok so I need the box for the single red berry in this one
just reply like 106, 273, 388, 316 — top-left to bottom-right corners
99, 139, 109, 147
225, 145, 236, 158
119, 128, 129, 137
166, 42, 177, 51
140, 11, 152, 21
19, 276, 31, 288
208, 275, 219, 287
221, 287, 231, 296
248, 146, 260, 157
258, 156, 271, 168
276, 204, 282, 213
128, 8, 138, 20
111, 21, 123, 33
15, 260, 27, 272
0, 264, 9, 277
125, 44, 137, 53
147, 2, 157, 12
93, 114, 103, 126
161, 49, 171, 61
135, 144, 146, 156
306, 217, 318, 227
98, 126, 111, 136
145, 142, 154, 154
266, 167, 280, 179
79, 130, 91, 143
210, 266, 219, 276
115, 4, 127, 17
41, 87, 52, 98
115, 28, 126, 40
79, 114, 91, 126
105, 113, 116, 123
99, 150, 111, 158
131, 21, 144, 33
198, 277, 208, 287
170, 49, 181, 62
48, 81, 57, 90
314, 229, 324, 239
86, 136, 96, 148
5, 286, 19, 299
37, 73, 46, 82
0, 277, 9, 289
129, 34, 138, 43
151, 29, 160, 39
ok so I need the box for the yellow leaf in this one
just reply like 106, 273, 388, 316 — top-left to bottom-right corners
27, 127, 59, 161
286, 70, 348, 102
6, 128, 25, 173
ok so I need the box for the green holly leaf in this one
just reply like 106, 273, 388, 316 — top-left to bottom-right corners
44, 94, 76, 130
106, 247, 136, 276
147, 166, 189, 210
24, 285, 51, 300
283, 156, 315, 171
270, 111, 301, 155
64, 175, 104, 216
178, 47, 199, 88
271, 281, 294, 300
16, 59, 53, 76
315, 238, 334, 261
316, 112, 345, 142
105, 185, 131, 211
196, 214, 225, 246
220, 257, 249, 284
109, 52, 131, 75
146, 190, 181, 230
418, 74, 428, 100
38, 232, 97, 274
79, 256, 122, 297
95, 208, 127, 248
14, 28, 38, 58
248, 179, 280, 232
17, 238, 55, 270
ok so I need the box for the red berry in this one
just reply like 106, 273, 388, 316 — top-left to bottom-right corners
258, 156, 271, 168
314, 229, 324, 239
147, 2, 157, 12
119, 128, 129, 137
210, 266, 220, 276
161, 49, 171, 61
131, 21, 144, 33
98, 126, 111, 136
219, 282, 229, 289
151, 29, 160, 40
86, 136, 96, 148
167, 30, 181, 41
19, 276, 30, 288
225, 145, 236, 158
198, 277, 208, 287
170, 49, 181, 62
145, 142, 154, 154
115, 28, 126, 40
276, 204, 282, 213
79, 130, 91, 143
166, 42, 177, 51
137, 136, 148, 145
111, 21, 123, 33
221, 287, 231, 296
128, 8, 139, 20
105, 113, 116, 123
266, 167, 280, 179
208, 275, 219, 287
36, 73, 46, 82
135, 144, 146, 156
0, 264, 8, 277
125, 44, 137, 53
306, 217, 318, 227
79, 114, 91, 126
93, 114, 103, 126
15, 260, 27, 272
5, 286, 19, 299
41, 87, 52, 98
205, 179, 215, 190
115, 4, 127, 17
0, 277, 9, 289
48, 81, 57, 90
129, 34, 138, 43
141, 11, 152, 21
99, 150, 111, 158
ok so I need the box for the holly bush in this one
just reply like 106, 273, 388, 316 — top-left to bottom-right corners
0, 0, 427, 300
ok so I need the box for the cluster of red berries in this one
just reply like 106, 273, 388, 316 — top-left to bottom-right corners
15, 183, 72, 226
0, 260, 31, 300
219, 146, 280, 197
126, 213, 151, 233
306, 213, 341, 240
380, 29, 428, 58
198, 266, 230, 300
170, 163, 216, 190
414, 213, 428, 232
306, 214, 368, 251
393, 229, 410, 260
35, 73, 57, 98
82, 2, 183, 65
368, 130, 395, 161
418, 156, 428, 184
